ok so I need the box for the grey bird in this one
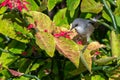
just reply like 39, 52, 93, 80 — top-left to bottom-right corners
70, 18, 95, 42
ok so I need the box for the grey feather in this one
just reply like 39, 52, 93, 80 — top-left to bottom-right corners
70, 18, 94, 41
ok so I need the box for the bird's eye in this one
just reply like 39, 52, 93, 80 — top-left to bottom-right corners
75, 24, 78, 27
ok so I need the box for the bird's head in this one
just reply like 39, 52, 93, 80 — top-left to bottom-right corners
70, 18, 80, 30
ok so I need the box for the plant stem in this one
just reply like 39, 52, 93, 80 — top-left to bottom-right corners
23, 74, 40, 80
95, 19, 115, 31
102, 0, 119, 33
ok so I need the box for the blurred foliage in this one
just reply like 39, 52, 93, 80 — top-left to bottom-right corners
0, 0, 120, 80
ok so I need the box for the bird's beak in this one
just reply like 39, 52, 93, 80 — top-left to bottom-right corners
70, 23, 73, 31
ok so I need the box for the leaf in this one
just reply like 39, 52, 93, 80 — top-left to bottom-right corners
55, 37, 80, 68
0, 50, 19, 67
91, 75, 105, 80
115, 15, 120, 27
0, 7, 7, 14
48, 0, 62, 11
87, 41, 106, 50
8, 40, 26, 54
109, 66, 120, 80
27, 11, 55, 33
80, 49, 92, 73
111, 31, 120, 57
95, 57, 116, 65
114, 0, 120, 16
35, 32, 55, 57
13, 76, 30, 80
0, 69, 11, 79
39, 0, 48, 11
0, 15, 29, 43
102, 10, 111, 22
18, 59, 32, 73
81, 0, 103, 13
26, 0, 40, 11
30, 60, 44, 71
66, 0, 80, 17
8, 69, 24, 77
53, 8, 69, 28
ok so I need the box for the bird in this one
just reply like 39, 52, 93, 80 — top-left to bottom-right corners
70, 18, 95, 42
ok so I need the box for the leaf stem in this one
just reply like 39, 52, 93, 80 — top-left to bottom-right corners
102, 0, 119, 33
23, 74, 40, 80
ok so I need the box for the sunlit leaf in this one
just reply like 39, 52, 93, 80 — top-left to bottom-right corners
114, 0, 120, 16
95, 57, 116, 65
115, 15, 120, 27
27, 11, 55, 33
80, 49, 92, 73
48, 0, 62, 11
0, 15, 29, 43
0, 50, 19, 67
13, 76, 30, 80
66, 0, 80, 17
53, 8, 69, 28
82, 74, 106, 80
8, 40, 26, 54
102, 10, 111, 22
30, 60, 44, 71
0, 7, 7, 14
111, 31, 120, 57
91, 75, 105, 80
26, 0, 40, 11
81, 0, 103, 13
87, 41, 106, 50
35, 32, 55, 57
55, 37, 80, 68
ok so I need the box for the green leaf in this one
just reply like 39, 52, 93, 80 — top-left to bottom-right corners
102, 10, 112, 22
66, 0, 80, 17
91, 75, 105, 80
30, 60, 44, 71
18, 59, 32, 73
0, 7, 7, 14
53, 8, 69, 28
111, 31, 120, 57
109, 66, 120, 80
114, 0, 120, 16
13, 22, 33, 38
27, 11, 55, 33
0, 50, 19, 67
80, 49, 92, 73
35, 32, 55, 57
8, 40, 26, 54
81, 0, 103, 13
39, 0, 48, 11
55, 37, 80, 68
0, 15, 29, 43
38, 60, 51, 79
0, 69, 11, 79
48, 0, 62, 11
95, 57, 116, 65
26, 0, 40, 11
13, 76, 30, 80
115, 15, 120, 27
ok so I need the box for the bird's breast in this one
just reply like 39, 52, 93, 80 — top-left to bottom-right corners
75, 26, 86, 34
